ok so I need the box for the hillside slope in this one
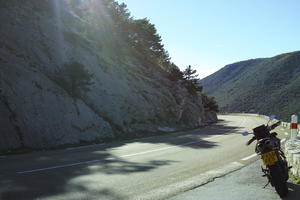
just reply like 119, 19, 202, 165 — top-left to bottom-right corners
202, 51, 300, 120
0, 0, 216, 152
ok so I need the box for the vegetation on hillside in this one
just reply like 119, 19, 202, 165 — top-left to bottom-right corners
182, 65, 203, 94
202, 51, 300, 120
55, 60, 94, 98
68, 0, 218, 111
172, 65, 218, 112
72, 0, 171, 67
202, 94, 219, 112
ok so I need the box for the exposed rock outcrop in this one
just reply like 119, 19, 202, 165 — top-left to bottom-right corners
285, 139, 300, 178
0, 0, 217, 152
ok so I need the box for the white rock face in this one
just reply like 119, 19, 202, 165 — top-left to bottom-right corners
0, 1, 217, 151
285, 139, 300, 177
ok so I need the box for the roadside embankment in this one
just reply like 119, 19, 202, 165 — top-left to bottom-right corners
285, 139, 300, 178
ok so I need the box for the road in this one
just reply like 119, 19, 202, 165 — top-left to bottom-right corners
0, 114, 291, 200
170, 160, 300, 200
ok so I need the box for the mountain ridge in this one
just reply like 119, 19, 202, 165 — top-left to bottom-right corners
202, 50, 300, 121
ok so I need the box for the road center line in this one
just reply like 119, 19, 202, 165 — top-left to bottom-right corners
240, 117, 247, 127
65, 143, 106, 151
203, 135, 223, 140
17, 135, 224, 174
241, 153, 257, 161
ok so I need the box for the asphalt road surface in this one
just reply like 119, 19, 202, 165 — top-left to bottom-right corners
0, 114, 293, 200
170, 160, 300, 200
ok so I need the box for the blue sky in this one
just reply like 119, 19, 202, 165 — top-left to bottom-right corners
117, 0, 300, 78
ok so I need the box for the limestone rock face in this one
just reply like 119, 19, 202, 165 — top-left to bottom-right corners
0, 0, 217, 151
203, 111, 218, 124
285, 139, 300, 177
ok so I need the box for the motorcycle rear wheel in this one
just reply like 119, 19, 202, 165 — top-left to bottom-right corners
269, 164, 288, 198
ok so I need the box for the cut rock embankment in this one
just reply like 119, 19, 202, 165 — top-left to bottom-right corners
285, 138, 300, 178
0, 1, 217, 152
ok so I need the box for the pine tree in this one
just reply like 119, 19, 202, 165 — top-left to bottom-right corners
182, 65, 203, 94
202, 93, 219, 112
168, 63, 184, 81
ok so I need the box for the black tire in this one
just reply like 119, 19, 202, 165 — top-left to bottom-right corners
281, 160, 289, 181
279, 155, 289, 181
269, 164, 288, 198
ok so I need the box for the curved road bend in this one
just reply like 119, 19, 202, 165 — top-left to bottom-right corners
0, 114, 289, 200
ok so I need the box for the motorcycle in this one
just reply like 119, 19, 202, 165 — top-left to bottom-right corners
242, 115, 290, 197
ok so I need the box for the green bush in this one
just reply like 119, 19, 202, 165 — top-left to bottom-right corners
202, 93, 219, 112
182, 65, 203, 95
55, 60, 94, 98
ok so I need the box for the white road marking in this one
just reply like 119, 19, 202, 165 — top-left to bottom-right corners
17, 135, 225, 174
65, 136, 164, 151
240, 117, 247, 127
284, 132, 288, 136
232, 161, 244, 166
65, 143, 106, 151
203, 135, 223, 140
17, 159, 108, 174
241, 153, 257, 161
129, 136, 157, 142
281, 138, 286, 143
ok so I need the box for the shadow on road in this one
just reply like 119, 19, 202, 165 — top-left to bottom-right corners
284, 182, 300, 200
115, 119, 242, 149
0, 119, 243, 200
0, 152, 177, 200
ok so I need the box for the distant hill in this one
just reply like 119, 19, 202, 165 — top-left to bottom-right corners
201, 51, 300, 121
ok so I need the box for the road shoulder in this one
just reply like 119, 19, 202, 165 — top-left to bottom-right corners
169, 160, 300, 200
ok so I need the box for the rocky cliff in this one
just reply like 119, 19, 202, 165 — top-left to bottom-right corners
0, 0, 217, 152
